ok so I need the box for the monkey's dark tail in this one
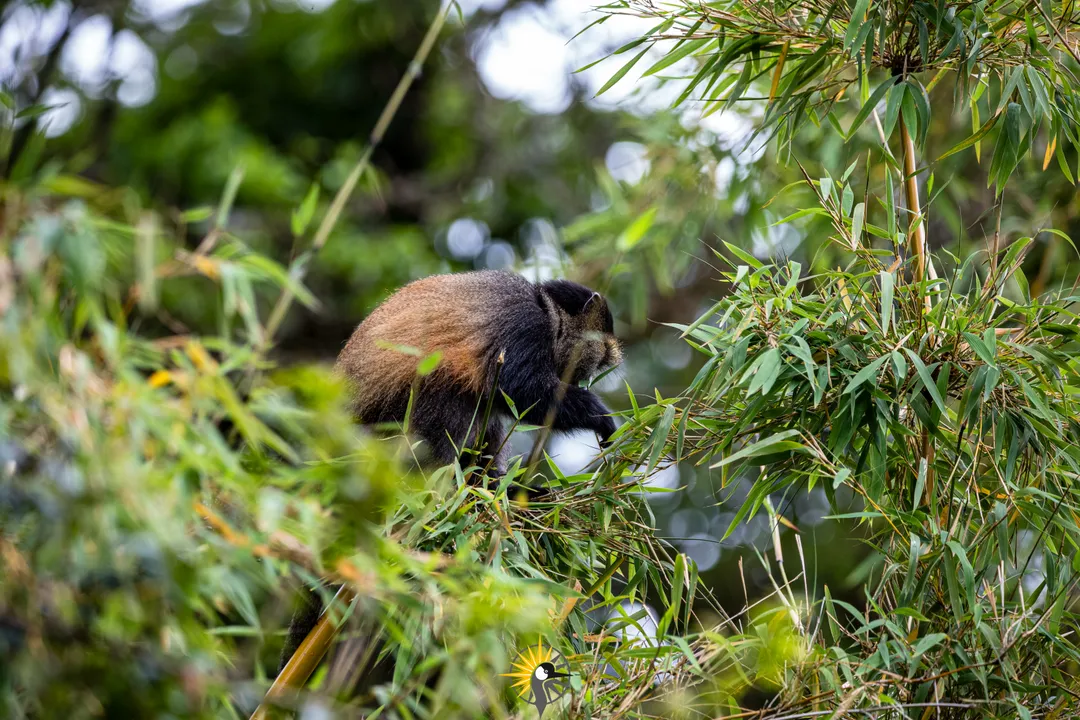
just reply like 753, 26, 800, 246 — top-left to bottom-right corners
278, 588, 324, 674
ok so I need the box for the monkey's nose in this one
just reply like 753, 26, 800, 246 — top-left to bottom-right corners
604, 338, 623, 367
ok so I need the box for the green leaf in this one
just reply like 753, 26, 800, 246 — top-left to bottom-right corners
1026, 66, 1051, 120
842, 158, 859, 183
885, 352, 904, 385
773, 207, 829, 225
893, 607, 930, 622
938, 108, 1000, 161
851, 202, 865, 249
989, 103, 1023, 190
912, 632, 948, 658
918, 19, 929, 68
291, 183, 320, 237
181, 207, 215, 223
900, 85, 919, 145
616, 207, 658, 250
880, 270, 894, 333
819, 176, 833, 203
846, 77, 896, 142
670, 553, 686, 626
844, 355, 888, 394
746, 347, 783, 395
216, 165, 246, 229
642, 38, 709, 77
907, 80, 931, 145
712, 429, 808, 467
15, 103, 58, 121
595, 47, 649, 97
723, 240, 764, 269
883, 83, 904, 139
962, 332, 996, 365
913, 457, 927, 509
845, 0, 872, 52
947, 540, 976, 607
416, 351, 443, 377
1041, 228, 1077, 257
903, 349, 948, 414
999, 235, 1033, 274
647, 404, 676, 473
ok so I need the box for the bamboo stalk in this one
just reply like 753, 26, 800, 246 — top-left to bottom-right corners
898, 115, 936, 506
899, 115, 931, 314
250, 586, 355, 720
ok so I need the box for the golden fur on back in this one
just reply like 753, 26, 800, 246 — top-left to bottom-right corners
336, 271, 532, 415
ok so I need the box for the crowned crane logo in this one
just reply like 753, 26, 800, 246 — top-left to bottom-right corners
501, 637, 572, 718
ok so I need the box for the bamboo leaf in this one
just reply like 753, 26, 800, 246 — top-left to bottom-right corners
845, 0, 872, 52
883, 83, 904, 139
642, 38, 709, 77
712, 429, 808, 467
845, 355, 888, 394
880, 270, 894, 333
595, 47, 649, 97
769, 41, 790, 102
616, 207, 658, 250
846, 77, 897, 142
773, 207, 830, 225
291, 183, 320, 237
647, 404, 677, 473
416, 351, 443, 377
907, 80, 931, 145
938, 108, 1001, 161
724, 240, 764, 268
903, 349, 948, 414
851, 202, 865, 250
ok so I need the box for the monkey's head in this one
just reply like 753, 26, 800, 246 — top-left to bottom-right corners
540, 279, 623, 384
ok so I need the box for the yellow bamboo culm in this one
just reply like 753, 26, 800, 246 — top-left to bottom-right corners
250, 587, 354, 720
899, 116, 931, 314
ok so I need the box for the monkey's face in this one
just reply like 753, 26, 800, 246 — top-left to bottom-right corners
554, 293, 622, 384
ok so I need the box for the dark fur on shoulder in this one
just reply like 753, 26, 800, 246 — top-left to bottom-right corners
279, 270, 622, 676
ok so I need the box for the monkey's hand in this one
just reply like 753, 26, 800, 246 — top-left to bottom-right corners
595, 414, 617, 451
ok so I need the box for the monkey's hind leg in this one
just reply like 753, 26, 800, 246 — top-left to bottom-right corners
482, 419, 512, 477
409, 386, 485, 470
279, 587, 323, 674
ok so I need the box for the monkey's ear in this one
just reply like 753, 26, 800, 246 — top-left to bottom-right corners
582, 292, 608, 329
584, 292, 614, 333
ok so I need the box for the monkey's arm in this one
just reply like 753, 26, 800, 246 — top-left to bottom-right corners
497, 363, 615, 442
551, 383, 616, 444
493, 303, 616, 443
